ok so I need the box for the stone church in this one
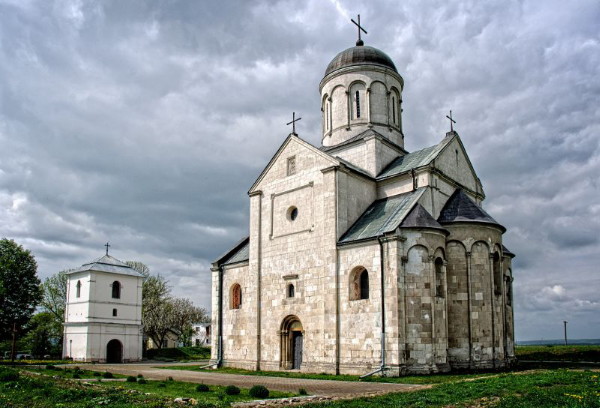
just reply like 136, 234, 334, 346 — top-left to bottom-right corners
210, 37, 515, 376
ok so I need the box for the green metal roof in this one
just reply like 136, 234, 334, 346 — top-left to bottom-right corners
377, 136, 451, 179
339, 188, 425, 244
224, 240, 249, 265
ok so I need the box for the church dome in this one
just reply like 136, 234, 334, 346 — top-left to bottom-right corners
324, 45, 398, 77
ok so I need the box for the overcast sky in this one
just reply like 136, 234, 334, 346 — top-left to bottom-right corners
1, 0, 598, 342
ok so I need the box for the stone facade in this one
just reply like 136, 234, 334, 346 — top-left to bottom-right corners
210, 41, 515, 376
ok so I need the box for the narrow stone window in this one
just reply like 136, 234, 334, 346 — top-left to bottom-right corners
506, 273, 513, 306
287, 284, 295, 298
111, 281, 121, 299
355, 90, 361, 118
112, 308, 117, 317
76, 280, 81, 298
359, 270, 369, 299
493, 252, 502, 296
287, 156, 296, 176
231, 283, 242, 309
435, 258, 445, 297
392, 96, 396, 124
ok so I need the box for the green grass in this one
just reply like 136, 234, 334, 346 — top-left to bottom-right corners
27, 366, 127, 379
0, 360, 77, 366
1, 366, 294, 407
161, 365, 500, 384
145, 346, 211, 361
516, 345, 600, 362
301, 370, 600, 407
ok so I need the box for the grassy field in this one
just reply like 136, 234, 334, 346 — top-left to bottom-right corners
145, 346, 211, 362
302, 369, 600, 407
161, 364, 500, 384
0, 365, 294, 407
516, 345, 600, 362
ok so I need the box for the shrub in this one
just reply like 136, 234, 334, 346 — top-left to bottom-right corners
158, 382, 166, 388
126, 376, 137, 382
0, 368, 20, 382
249, 385, 269, 398
72, 373, 81, 379
102, 372, 114, 379
224, 385, 240, 395
196, 383, 210, 392
137, 374, 144, 378
137, 378, 147, 384
45, 364, 55, 370
167, 376, 174, 382
93, 371, 102, 376
298, 388, 308, 395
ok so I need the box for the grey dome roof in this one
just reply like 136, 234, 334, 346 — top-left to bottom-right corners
325, 45, 398, 76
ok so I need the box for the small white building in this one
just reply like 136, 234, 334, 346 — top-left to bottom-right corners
192, 323, 211, 347
63, 253, 144, 363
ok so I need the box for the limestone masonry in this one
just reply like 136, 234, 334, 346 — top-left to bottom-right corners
210, 39, 515, 376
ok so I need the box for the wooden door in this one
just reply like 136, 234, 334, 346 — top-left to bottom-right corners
292, 332, 303, 369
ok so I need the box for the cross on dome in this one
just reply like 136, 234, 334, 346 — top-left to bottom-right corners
351, 14, 367, 46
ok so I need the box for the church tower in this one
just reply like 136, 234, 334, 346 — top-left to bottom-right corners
319, 38, 406, 176
63, 251, 144, 363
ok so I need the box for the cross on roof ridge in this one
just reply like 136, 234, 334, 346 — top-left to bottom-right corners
286, 112, 302, 135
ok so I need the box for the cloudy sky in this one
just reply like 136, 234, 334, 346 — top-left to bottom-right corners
1, 0, 598, 342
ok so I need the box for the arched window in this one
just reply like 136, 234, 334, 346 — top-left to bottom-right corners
493, 252, 502, 295
287, 284, 295, 298
392, 96, 396, 124
506, 272, 513, 306
435, 257, 445, 297
350, 267, 369, 301
76, 280, 81, 298
231, 283, 242, 309
359, 270, 369, 299
112, 308, 117, 317
355, 90, 361, 118
112, 281, 121, 299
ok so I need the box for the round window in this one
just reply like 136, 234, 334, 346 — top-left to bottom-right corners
287, 206, 298, 221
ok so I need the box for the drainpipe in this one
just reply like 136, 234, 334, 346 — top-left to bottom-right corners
200, 265, 223, 369
360, 236, 387, 378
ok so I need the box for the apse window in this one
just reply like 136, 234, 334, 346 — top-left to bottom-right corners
112, 308, 117, 317
287, 206, 298, 221
287, 284, 295, 298
287, 156, 296, 176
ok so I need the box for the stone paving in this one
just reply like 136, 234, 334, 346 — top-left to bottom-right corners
81, 362, 427, 398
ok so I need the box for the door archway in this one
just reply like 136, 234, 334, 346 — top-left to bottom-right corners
280, 315, 303, 370
106, 339, 123, 363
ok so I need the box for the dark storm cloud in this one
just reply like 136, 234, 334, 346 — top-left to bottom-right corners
1, 0, 598, 340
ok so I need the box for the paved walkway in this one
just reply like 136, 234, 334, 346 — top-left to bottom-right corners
82, 362, 426, 397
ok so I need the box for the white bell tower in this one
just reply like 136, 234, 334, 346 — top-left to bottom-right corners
63, 248, 144, 363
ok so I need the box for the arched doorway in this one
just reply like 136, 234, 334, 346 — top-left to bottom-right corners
280, 315, 303, 370
106, 339, 123, 363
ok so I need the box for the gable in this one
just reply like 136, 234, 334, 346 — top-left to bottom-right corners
248, 134, 338, 194
432, 135, 483, 196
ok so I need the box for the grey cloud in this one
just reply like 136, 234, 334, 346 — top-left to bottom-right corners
1, 0, 599, 338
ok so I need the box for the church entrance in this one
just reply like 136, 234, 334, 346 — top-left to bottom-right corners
106, 339, 123, 363
280, 315, 303, 370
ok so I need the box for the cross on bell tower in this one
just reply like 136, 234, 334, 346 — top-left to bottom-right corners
351, 14, 367, 46
104, 242, 110, 256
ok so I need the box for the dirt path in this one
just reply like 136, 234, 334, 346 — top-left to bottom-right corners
79, 362, 426, 397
